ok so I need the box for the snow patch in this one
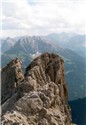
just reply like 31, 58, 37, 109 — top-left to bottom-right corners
31, 52, 41, 59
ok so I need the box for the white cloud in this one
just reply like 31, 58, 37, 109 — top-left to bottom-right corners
1, 0, 86, 37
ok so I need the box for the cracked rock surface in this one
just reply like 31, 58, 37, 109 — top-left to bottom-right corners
1, 52, 75, 125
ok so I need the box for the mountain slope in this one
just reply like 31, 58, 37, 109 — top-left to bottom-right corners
1, 37, 17, 53
69, 97, 86, 125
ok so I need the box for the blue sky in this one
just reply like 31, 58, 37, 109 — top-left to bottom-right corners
0, 0, 85, 37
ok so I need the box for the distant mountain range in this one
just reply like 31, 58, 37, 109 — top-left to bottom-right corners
1, 37, 17, 53
44, 32, 86, 58
1, 33, 86, 101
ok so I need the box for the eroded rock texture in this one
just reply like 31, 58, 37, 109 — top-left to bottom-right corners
1, 58, 24, 104
1, 52, 75, 125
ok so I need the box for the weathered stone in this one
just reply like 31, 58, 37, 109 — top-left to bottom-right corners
1, 58, 24, 104
1, 52, 75, 125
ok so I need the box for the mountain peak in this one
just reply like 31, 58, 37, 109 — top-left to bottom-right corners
1, 53, 75, 125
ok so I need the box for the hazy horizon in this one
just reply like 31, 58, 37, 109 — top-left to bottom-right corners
1, 32, 86, 39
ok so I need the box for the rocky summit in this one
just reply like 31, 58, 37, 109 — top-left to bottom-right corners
1, 52, 75, 125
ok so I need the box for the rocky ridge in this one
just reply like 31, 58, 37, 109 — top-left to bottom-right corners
1, 52, 75, 125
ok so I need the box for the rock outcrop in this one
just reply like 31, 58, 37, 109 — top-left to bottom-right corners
1, 52, 75, 125
1, 58, 24, 104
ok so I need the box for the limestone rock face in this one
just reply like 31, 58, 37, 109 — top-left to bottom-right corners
1, 53, 74, 125
1, 58, 24, 104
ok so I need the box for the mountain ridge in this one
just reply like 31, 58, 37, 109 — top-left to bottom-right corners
1, 52, 75, 125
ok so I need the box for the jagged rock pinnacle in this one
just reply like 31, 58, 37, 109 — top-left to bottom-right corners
1, 53, 75, 125
1, 58, 24, 104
